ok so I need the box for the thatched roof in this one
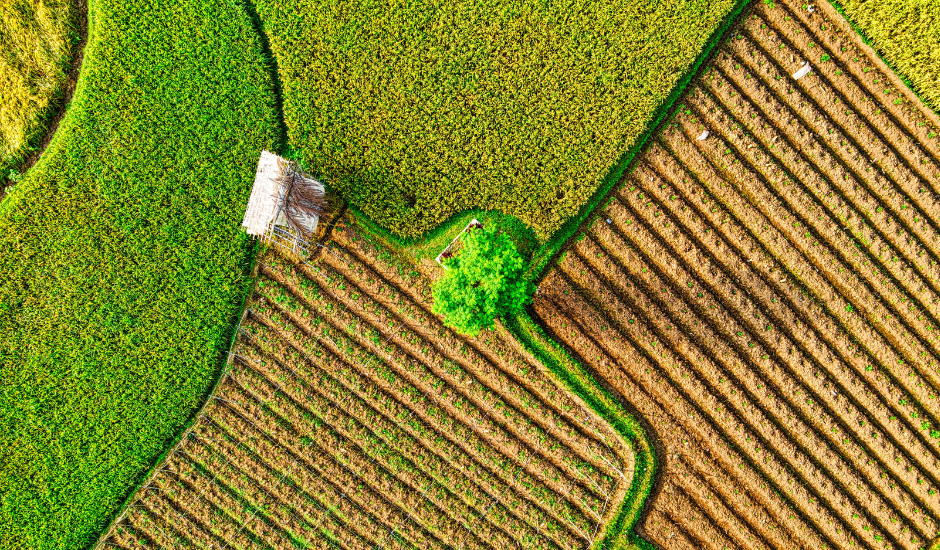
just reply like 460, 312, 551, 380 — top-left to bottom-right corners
241, 151, 326, 243
241, 151, 283, 236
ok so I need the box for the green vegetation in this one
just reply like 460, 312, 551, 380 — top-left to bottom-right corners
835, 0, 940, 111
347, 204, 539, 265
0, 0, 278, 547
504, 313, 657, 550
433, 225, 532, 335
255, 0, 736, 240
0, 0, 80, 179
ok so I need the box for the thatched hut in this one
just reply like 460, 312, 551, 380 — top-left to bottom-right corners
241, 150, 327, 255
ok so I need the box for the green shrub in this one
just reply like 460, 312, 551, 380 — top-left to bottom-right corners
433, 226, 532, 335
0, 0, 278, 547
255, 0, 736, 240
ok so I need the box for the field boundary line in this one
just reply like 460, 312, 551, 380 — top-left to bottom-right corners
523, 0, 756, 282
503, 313, 658, 550
823, 0, 940, 122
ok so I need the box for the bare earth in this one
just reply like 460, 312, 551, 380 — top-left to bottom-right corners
534, 1, 940, 549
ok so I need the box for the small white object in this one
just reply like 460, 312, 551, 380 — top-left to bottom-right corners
697, 130, 710, 141
606, 218, 612, 224
807, 4, 815, 13
435, 218, 481, 269
792, 62, 812, 80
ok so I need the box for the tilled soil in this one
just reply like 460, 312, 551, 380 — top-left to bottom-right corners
101, 214, 634, 550
534, 1, 940, 549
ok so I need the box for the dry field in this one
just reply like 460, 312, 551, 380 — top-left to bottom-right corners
534, 1, 940, 549
99, 217, 634, 550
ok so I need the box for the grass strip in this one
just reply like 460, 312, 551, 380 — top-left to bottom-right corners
504, 312, 657, 550
0, 0, 279, 547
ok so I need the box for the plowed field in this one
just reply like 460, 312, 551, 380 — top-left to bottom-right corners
533, 1, 940, 549
99, 218, 635, 550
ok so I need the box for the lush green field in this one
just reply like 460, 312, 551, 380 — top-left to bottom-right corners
257, 0, 736, 240
0, 0, 278, 547
0, 0, 79, 179
836, 0, 940, 112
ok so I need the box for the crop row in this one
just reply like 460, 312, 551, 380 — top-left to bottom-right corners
533, 2, 940, 548
106, 233, 634, 549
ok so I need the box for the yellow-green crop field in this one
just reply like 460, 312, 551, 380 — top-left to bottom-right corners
255, 0, 738, 240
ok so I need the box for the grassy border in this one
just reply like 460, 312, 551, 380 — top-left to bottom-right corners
825, 0, 940, 119
524, 0, 754, 283
504, 312, 657, 550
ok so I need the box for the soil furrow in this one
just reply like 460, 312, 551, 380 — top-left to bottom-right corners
290, 256, 620, 490
601, 184, 937, 528
227, 354, 515, 550
594, 193, 935, 538
642, 131, 940, 477
558, 234, 907, 548
240, 303, 589, 549
728, 26, 940, 324
698, 57, 940, 362
781, 2, 940, 166
624, 157, 940, 508
657, 117, 940, 428
207, 382, 446, 550
192, 417, 388, 550
537, 287, 839, 549
253, 267, 608, 517
765, 2, 940, 190
308, 247, 624, 477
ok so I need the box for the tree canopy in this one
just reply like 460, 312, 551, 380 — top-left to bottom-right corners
432, 226, 533, 335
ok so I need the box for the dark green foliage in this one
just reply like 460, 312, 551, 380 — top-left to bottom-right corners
254, 0, 736, 240
0, 0, 279, 547
433, 226, 532, 335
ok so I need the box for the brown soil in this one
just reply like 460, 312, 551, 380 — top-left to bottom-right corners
532, 1, 940, 549
100, 213, 634, 550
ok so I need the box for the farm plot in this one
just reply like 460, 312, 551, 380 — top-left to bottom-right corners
533, 1, 940, 549
100, 217, 634, 550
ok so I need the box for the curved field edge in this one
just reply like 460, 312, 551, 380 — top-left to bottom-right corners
87, 270, 260, 550
0, 0, 279, 546
270, 0, 752, 282
827, 0, 940, 116
524, 0, 752, 282
0, 0, 82, 180
504, 312, 656, 550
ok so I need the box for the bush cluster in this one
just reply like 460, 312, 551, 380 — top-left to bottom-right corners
255, 0, 735, 240
0, 0, 279, 547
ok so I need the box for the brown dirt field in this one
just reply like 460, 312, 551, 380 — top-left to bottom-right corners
533, 1, 940, 549
101, 213, 635, 550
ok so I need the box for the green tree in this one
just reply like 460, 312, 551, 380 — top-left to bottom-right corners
433, 225, 533, 335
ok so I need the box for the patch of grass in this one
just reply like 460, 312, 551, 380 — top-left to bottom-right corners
255, 0, 736, 240
0, 0, 279, 547
0, 0, 79, 178
504, 312, 657, 550
348, 203, 539, 265
832, 0, 940, 112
